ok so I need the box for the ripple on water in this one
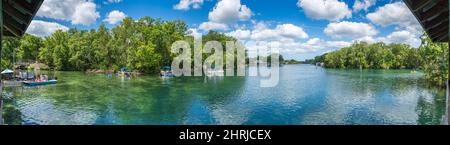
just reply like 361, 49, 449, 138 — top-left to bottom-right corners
5, 66, 447, 125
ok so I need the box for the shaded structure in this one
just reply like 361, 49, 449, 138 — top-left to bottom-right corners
0, 0, 44, 125
404, 0, 449, 42
403, 0, 449, 125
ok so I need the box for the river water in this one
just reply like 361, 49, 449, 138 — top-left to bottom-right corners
2, 64, 446, 125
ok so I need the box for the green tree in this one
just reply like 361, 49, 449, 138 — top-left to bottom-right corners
1, 37, 20, 69
419, 34, 449, 86
18, 34, 43, 62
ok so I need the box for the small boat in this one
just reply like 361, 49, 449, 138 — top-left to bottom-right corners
118, 67, 132, 78
160, 66, 175, 77
23, 80, 57, 86
161, 71, 175, 77
206, 69, 224, 77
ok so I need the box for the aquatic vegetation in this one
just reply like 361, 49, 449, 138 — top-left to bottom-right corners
2, 98, 22, 125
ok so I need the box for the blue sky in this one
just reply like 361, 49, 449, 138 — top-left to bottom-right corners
28, 0, 422, 60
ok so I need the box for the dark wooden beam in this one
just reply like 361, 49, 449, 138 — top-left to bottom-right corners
429, 20, 449, 32
426, 23, 447, 37
2, 30, 13, 36
9, 0, 34, 15
404, 0, 449, 42
429, 24, 448, 37
432, 30, 448, 42
419, 1, 447, 21
428, 21, 449, 41
3, 14, 25, 37
423, 13, 448, 28
434, 31, 448, 42
1, 0, 44, 37
3, 2, 31, 25
412, 0, 434, 12
3, 12, 25, 29
20, 0, 44, 38
3, 26, 20, 37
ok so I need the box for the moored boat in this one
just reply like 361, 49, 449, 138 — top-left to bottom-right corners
23, 80, 57, 86
160, 66, 175, 77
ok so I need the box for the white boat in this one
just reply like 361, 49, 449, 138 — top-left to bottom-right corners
206, 69, 224, 77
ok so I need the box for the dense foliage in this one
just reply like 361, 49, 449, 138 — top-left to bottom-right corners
1, 17, 240, 73
323, 42, 421, 69
419, 35, 449, 87
310, 34, 448, 86
285, 59, 302, 64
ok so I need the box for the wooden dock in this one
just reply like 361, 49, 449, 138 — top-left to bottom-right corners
2, 81, 23, 87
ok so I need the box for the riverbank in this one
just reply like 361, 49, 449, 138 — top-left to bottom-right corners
86, 69, 146, 76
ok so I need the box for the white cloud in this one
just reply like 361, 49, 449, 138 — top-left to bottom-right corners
252, 21, 269, 31
353, 0, 376, 12
223, 23, 349, 55
71, 2, 100, 25
355, 30, 422, 48
198, 0, 253, 31
199, 21, 229, 31
277, 24, 309, 39
223, 21, 352, 55
367, 2, 421, 33
385, 30, 418, 43
324, 21, 378, 39
104, 0, 123, 4
244, 38, 351, 55
226, 29, 251, 40
379, 30, 421, 48
251, 24, 309, 41
37, 0, 100, 25
188, 28, 203, 38
26, 20, 69, 37
174, 0, 206, 10
104, 10, 127, 24
355, 36, 377, 43
208, 0, 253, 24
364, 2, 423, 47
295, 38, 351, 52
326, 40, 352, 49
297, 0, 352, 21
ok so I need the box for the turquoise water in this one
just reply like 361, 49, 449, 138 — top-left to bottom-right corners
2, 64, 446, 125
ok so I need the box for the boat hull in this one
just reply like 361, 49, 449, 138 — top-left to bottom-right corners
23, 80, 57, 86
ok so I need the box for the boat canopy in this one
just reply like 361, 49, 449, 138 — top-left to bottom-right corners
162, 66, 172, 70
1, 69, 13, 74
120, 67, 128, 71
